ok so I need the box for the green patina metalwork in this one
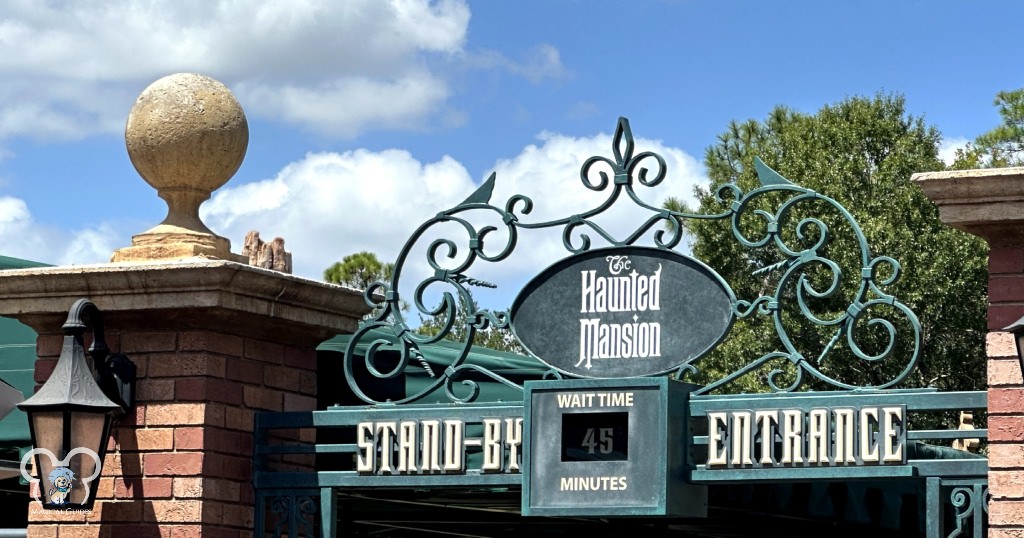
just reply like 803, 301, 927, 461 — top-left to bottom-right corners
252, 388, 988, 537
258, 118, 982, 536
342, 117, 922, 404
688, 389, 987, 483
254, 489, 320, 538
927, 478, 989, 538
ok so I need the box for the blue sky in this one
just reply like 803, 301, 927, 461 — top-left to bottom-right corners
0, 1, 1020, 308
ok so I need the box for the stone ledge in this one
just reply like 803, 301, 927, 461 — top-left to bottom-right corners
913, 167, 1024, 246
0, 258, 369, 347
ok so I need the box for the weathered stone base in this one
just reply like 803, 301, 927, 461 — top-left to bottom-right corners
112, 228, 247, 264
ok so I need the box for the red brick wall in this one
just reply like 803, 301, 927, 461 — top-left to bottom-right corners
989, 247, 1024, 330
26, 329, 318, 538
987, 246, 1024, 535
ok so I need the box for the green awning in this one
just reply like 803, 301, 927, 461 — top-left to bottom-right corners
0, 316, 38, 447
0, 319, 37, 458
0, 255, 49, 270
319, 328, 549, 403
0, 254, 49, 452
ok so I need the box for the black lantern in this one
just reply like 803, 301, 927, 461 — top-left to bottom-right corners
17, 299, 135, 510
1005, 315, 1024, 377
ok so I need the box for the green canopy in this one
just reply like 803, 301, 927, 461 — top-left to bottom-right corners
0, 255, 50, 458
319, 328, 549, 404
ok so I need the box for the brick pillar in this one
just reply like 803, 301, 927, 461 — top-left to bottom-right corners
0, 260, 366, 537
915, 168, 1024, 534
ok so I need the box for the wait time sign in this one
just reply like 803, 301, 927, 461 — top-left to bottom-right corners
522, 377, 707, 517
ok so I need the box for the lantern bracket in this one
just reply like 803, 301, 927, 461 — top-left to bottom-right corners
61, 298, 136, 414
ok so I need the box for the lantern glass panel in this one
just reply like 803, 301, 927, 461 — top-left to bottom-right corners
67, 410, 110, 505
30, 410, 63, 503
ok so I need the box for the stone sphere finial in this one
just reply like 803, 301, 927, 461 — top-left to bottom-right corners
113, 73, 249, 263
126, 73, 248, 234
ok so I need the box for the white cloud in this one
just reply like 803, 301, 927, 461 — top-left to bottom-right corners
201, 128, 707, 310
468, 130, 707, 304
0, 196, 118, 265
202, 148, 478, 282
0, 1, 468, 79
0, 0, 474, 140
237, 72, 451, 137
0, 196, 53, 261
938, 136, 970, 166
55, 226, 121, 266
0, 197, 32, 234
507, 44, 568, 84
0, 120, 705, 311
468, 44, 569, 84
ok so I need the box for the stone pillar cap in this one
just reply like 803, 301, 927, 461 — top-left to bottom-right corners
0, 259, 369, 347
913, 167, 1024, 246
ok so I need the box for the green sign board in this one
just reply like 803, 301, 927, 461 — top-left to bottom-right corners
510, 247, 734, 378
522, 377, 706, 517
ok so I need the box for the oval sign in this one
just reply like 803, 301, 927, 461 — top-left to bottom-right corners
510, 246, 735, 378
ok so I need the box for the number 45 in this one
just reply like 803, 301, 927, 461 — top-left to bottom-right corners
582, 427, 614, 454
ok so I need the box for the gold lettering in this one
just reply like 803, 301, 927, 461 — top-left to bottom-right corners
482, 419, 502, 472
356, 422, 374, 473
377, 421, 397, 474
755, 410, 779, 465
443, 420, 464, 472
397, 421, 417, 473
707, 412, 728, 466
781, 410, 804, 464
833, 408, 856, 464
882, 407, 904, 463
807, 409, 830, 465
860, 407, 880, 463
730, 411, 753, 466
505, 418, 523, 473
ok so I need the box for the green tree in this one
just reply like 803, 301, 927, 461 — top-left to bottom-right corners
685, 93, 988, 395
323, 251, 395, 289
325, 252, 524, 353
416, 293, 525, 354
661, 196, 694, 246
952, 88, 1024, 169
974, 88, 1024, 166
325, 251, 404, 320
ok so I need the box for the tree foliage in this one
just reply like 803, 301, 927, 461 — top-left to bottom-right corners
685, 93, 988, 395
323, 251, 395, 289
325, 251, 525, 353
661, 196, 695, 246
415, 293, 526, 355
951, 88, 1024, 169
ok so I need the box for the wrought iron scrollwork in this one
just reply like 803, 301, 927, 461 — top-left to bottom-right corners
693, 157, 921, 394
265, 492, 319, 538
342, 117, 922, 403
927, 478, 988, 538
